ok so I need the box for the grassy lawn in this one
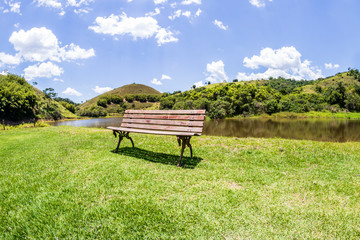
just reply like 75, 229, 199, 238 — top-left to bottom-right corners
0, 126, 359, 239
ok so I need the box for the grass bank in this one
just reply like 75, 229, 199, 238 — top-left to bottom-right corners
0, 126, 359, 239
234, 111, 360, 120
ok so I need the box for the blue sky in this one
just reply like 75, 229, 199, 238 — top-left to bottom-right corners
1, 0, 360, 103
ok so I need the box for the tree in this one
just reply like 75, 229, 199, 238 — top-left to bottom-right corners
43, 88, 57, 99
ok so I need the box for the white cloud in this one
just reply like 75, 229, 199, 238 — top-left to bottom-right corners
169, 9, 193, 20
169, 10, 181, 20
181, 0, 201, 5
89, 13, 178, 46
154, 0, 167, 4
9, 27, 95, 62
62, 87, 82, 96
2, 0, 21, 14
237, 46, 323, 81
60, 43, 95, 60
92, 86, 113, 94
249, 0, 272, 8
146, 7, 160, 17
205, 60, 228, 83
151, 78, 162, 85
195, 8, 202, 17
66, 0, 93, 7
24, 62, 64, 81
0, 70, 9, 76
34, 0, 93, 15
243, 46, 301, 70
151, 74, 172, 86
35, 0, 62, 9
213, 19, 228, 30
161, 74, 171, 80
325, 63, 340, 69
155, 28, 178, 46
193, 80, 204, 88
182, 11, 191, 18
0, 52, 21, 67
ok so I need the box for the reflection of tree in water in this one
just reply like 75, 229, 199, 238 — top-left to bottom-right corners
203, 119, 360, 142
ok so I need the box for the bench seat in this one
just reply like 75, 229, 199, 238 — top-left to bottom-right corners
107, 127, 199, 136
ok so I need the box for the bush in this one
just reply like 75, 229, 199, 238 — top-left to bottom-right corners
125, 94, 135, 103
97, 98, 108, 108
79, 106, 107, 117
208, 100, 230, 119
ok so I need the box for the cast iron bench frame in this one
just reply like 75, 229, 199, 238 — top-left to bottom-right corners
107, 109, 206, 166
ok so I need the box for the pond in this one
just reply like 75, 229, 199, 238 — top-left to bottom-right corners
50, 117, 360, 142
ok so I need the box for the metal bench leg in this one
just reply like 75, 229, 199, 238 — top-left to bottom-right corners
124, 132, 135, 148
177, 136, 192, 167
113, 131, 134, 152
115, 135, 123, 153
187, 138, 193, 158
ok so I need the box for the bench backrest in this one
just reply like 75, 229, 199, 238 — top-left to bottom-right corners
121, 110, 206, 135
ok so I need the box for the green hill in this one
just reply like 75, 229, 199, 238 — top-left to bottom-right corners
0, 74, 77, 123
78, 83, 161, 116
158, 70, 360, 119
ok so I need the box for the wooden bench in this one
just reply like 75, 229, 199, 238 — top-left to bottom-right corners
107, 110, 206, 166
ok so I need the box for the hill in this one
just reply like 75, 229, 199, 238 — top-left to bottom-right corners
78, 83, 161, 116
158, 70, 360, 119
0, 74, 77, 123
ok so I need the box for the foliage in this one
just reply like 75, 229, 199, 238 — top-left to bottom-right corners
0, 74, 39, 121
157, 71, 360, 119
78, 105, 107, 117
43, 88, 57, 99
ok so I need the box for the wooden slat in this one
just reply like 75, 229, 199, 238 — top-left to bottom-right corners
107, 127, 200, 136
123, 114, 205, 121
121, 118, 204, 127
125, 110, 206, 115
121, 123, 203, 133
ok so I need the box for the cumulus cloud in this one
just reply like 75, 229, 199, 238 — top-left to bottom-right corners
62, 87, 82, 96
0, 52, 21, 67
9, 27, 95, 62
249, 0, 272, 8
206, 60, 228, 83
24, 62, 64, 81
213, 20, 228, 30
237, 46, 323, 81
181, 0, 201, 5
92, 86, 113, 94
325, 63, 340, 69
151, 78, 162, 85
89, 13, 178, 46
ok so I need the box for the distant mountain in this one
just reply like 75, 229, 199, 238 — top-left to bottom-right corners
78, 83, 161, 116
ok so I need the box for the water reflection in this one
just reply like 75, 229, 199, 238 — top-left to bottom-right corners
203, 118, 360, 142
51, 117, 360, 142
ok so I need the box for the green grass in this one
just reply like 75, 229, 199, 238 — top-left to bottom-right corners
1, 126, 359, 239
269, 111, 360, 119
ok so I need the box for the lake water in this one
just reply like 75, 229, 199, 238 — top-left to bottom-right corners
50, 117, 360, 142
